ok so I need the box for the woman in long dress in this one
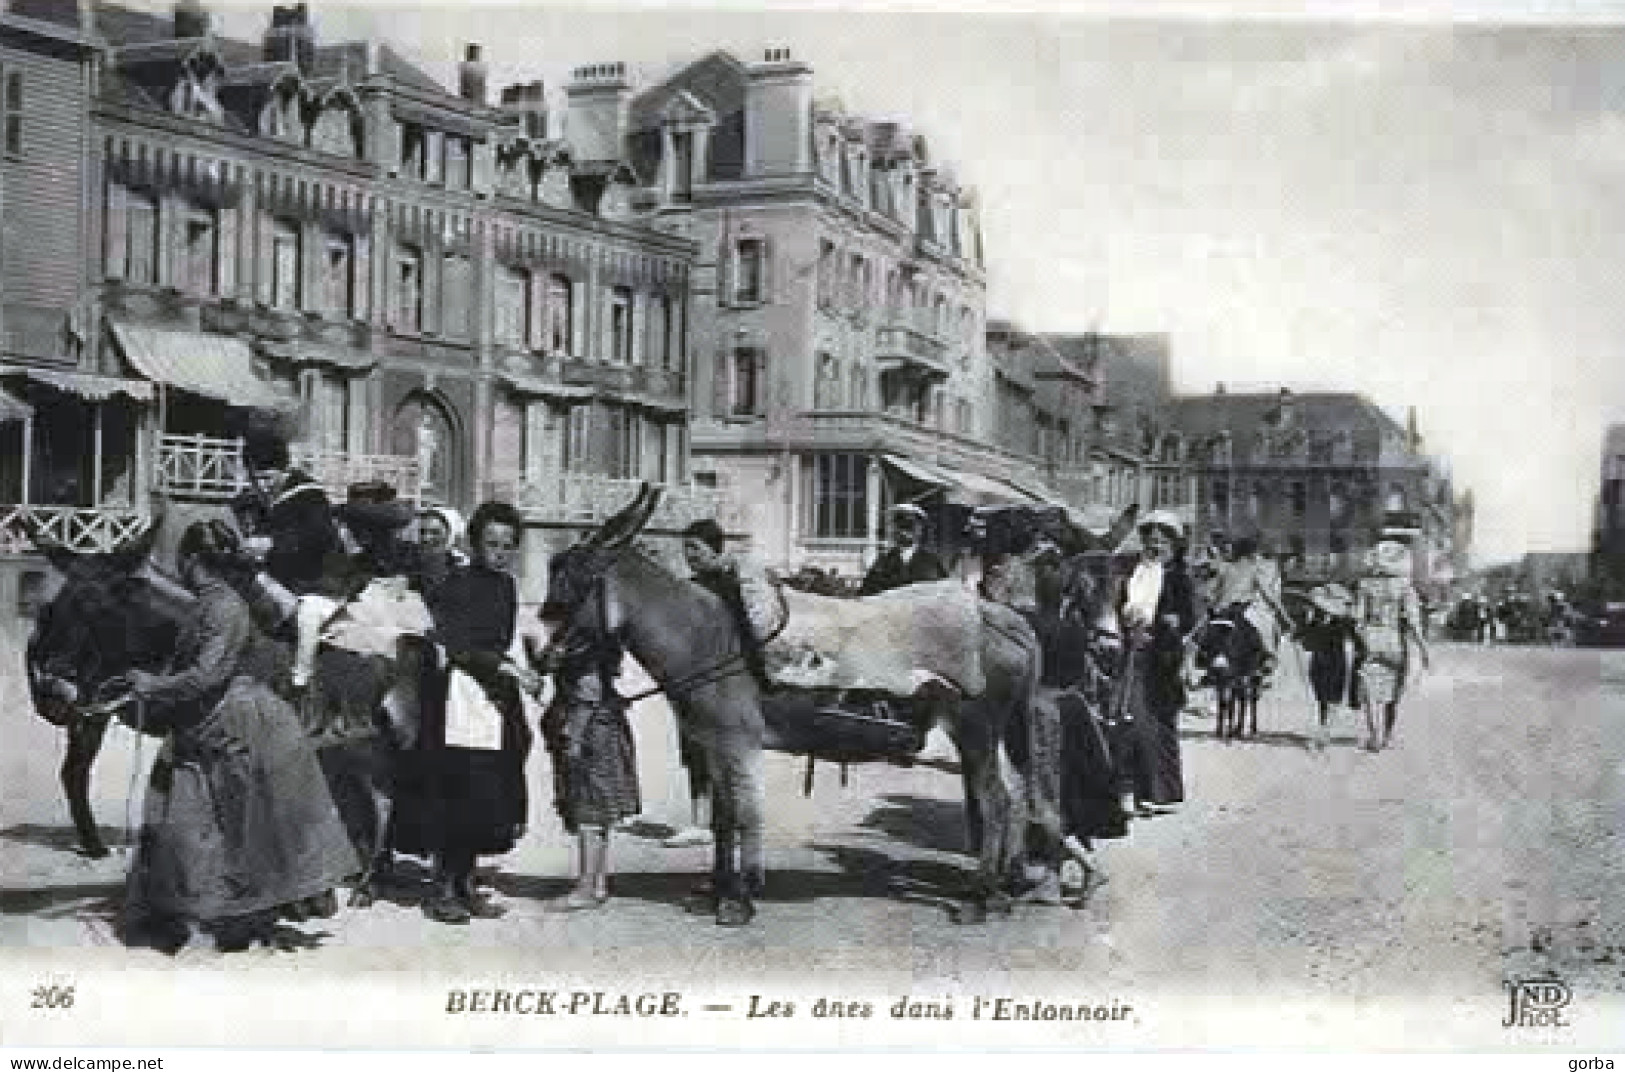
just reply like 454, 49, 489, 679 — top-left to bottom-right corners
1353, 540, 1431, 752
120, 521, 358, 952
396, 502, 539, 924
1114, 511, 1196, 816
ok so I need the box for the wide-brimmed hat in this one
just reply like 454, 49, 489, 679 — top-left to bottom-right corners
1371, 538, 1412, 578
420, 505, 467, 544
339, 483, 415, 533
1138, 509, 1185, 540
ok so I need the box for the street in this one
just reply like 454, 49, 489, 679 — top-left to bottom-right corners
2, 627, 1623, 1044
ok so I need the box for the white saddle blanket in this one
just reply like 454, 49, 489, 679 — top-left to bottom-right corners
320, 578, 434, 658
763, 580, 985, 698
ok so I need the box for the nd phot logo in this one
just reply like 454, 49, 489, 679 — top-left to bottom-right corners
1503, 976, 1572, 1028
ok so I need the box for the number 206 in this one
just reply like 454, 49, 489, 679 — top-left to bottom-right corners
31, 986, 74, 1009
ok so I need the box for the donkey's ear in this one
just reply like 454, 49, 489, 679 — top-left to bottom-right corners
603, 482, 661, 549
588, 483, 653, 549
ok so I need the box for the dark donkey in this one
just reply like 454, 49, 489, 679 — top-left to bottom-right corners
540, 485, 1058, 926
1193, 612, 1266, 740
24, 520, 191, 859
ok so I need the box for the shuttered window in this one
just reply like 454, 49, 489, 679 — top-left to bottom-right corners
544, 274, 573, 355
125, 192, 160, 286
323, 233, 354, 319
3, 70, 21, 157
394, 246, 423, 333
182, 207, 218, 297
734, 238, 765, 304
730, 346, 763, 417
495, 266, 529, 348
271, 220, 300, 309
609, 287, 633, 364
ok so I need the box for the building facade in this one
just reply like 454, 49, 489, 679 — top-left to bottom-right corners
618, 49, 1062, 574
1592, 423, 1625, 598
0, 0, 725, 600
1168, 388, 1465, 592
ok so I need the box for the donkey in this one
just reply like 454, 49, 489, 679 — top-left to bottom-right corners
1193, 614, 1265, 740
540, 485, 1058, 926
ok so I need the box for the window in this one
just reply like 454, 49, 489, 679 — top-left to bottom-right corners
815, 352, 842, 409
495, 266, 529, 347
314, 372, 349, 452
652, 295, 676, 369
850, 364, 868, 410
1291, 481, 1307, 519
125, 190, 160, 285
1153, 472, 1183, 508
1288, 535, 1306, 560
730, 346, 762, 417
398, 122, 425, 179
1329, 483, 1348, 523
1212, 478, 1230, 516
322, 233, 353, 318
182, 208, 217, 297
733, 238, 765, 304
847, 253, 865, 310
1386, 484, 1408, 513
1250, 482, 1266, 519
442, 254, 474, 339
670, 132, 694, 199
806, 453, 871, 540
271, 220, 300, 309
1330, 534, 1348, 556
610, 406, 641, 480
817, 240, 836, 309
4, 70, 21, 156
444, 135, 472, 190
394, 246, 423, 333
565, 405, 590, 472
545, 274, 574, 354
609, 287, 633, 364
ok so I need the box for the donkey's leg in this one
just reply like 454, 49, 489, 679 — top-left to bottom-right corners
707, 744, 759, 926
950, 711, 1012, 924
63, 715, 111, 858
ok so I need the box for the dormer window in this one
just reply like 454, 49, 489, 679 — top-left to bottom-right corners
399, 122, 425, 179
171, 73, 222, 123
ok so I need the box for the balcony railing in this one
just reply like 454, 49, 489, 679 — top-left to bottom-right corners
154, 433, 422, 504
876, 326, 950, 378
0, 504, 149, 554
513, 472, 746, 532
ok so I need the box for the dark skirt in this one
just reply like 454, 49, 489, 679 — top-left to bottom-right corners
1054, 689, 1128, 842
1302, 622, 1357, 706
392, 667, 531, 858
126, 678, 359, 925
1120, 649, 1184, 806
548, 701, 641, 834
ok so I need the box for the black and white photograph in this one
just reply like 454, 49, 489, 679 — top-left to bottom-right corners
0, 0, 1621, 1052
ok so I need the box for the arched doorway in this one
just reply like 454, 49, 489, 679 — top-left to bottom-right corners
391, 392, 465, 508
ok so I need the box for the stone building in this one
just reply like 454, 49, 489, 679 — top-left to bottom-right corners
617, 49, 1062, 574
0, 0, 722, 601
1592, 422, 1625, 598
1168, 387, 1465, 590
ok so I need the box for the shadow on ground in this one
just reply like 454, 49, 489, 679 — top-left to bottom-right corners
0, 823, 131, 856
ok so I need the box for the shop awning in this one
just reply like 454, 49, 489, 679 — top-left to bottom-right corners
882, 453, 952, 489
110, 322, 287, 408
499, 373, 596, 402
936, 465, 1033, 507
0, 364, 154, 402
998, 474, 1067, 507
259, 339, 376, 371
0, 386, 32, 423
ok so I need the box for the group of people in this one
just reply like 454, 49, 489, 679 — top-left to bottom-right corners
114, 428, 643, 952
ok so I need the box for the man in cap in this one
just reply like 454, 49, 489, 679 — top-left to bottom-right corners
860, 504, 948, 596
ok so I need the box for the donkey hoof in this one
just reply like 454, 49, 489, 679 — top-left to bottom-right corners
715, 898, 756, 927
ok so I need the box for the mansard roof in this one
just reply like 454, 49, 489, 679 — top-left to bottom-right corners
1168, 391, 1408, 444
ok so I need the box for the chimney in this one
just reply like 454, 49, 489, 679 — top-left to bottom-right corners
564, 62, 631, 162
264, 2, 315, 72
501, 81, 549, 140
458, 43, 487, 105
745, 47, 813, 178
173, 0, 210, 39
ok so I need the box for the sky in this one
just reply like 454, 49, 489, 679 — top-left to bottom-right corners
183, 0, 1625, 563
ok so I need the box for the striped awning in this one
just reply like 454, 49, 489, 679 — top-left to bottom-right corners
258, 339, 376, 372
882, 453, 952, 489
109, 322, 287, 408
0, 364, 154, 402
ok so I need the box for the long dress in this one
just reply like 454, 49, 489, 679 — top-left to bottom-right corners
1300, 616, 1360, 707
1116, 559, 1195, 807
125, 576, 357, 927
1354, 575, 1421, 705
393, 563, 532, 858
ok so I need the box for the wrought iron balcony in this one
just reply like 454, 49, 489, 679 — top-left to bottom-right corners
154, 433, 423, 504
875, 326, 950, 380
0, 504, 149, 554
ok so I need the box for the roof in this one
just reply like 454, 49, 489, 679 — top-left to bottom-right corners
8, 0, 91, 31
1167, 391, 1407, 442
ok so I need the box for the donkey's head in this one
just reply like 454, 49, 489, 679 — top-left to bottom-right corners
539, 483, 662, 633
24, 514, 190, 725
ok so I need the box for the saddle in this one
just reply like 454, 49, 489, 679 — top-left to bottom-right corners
759, 580, 986, 700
